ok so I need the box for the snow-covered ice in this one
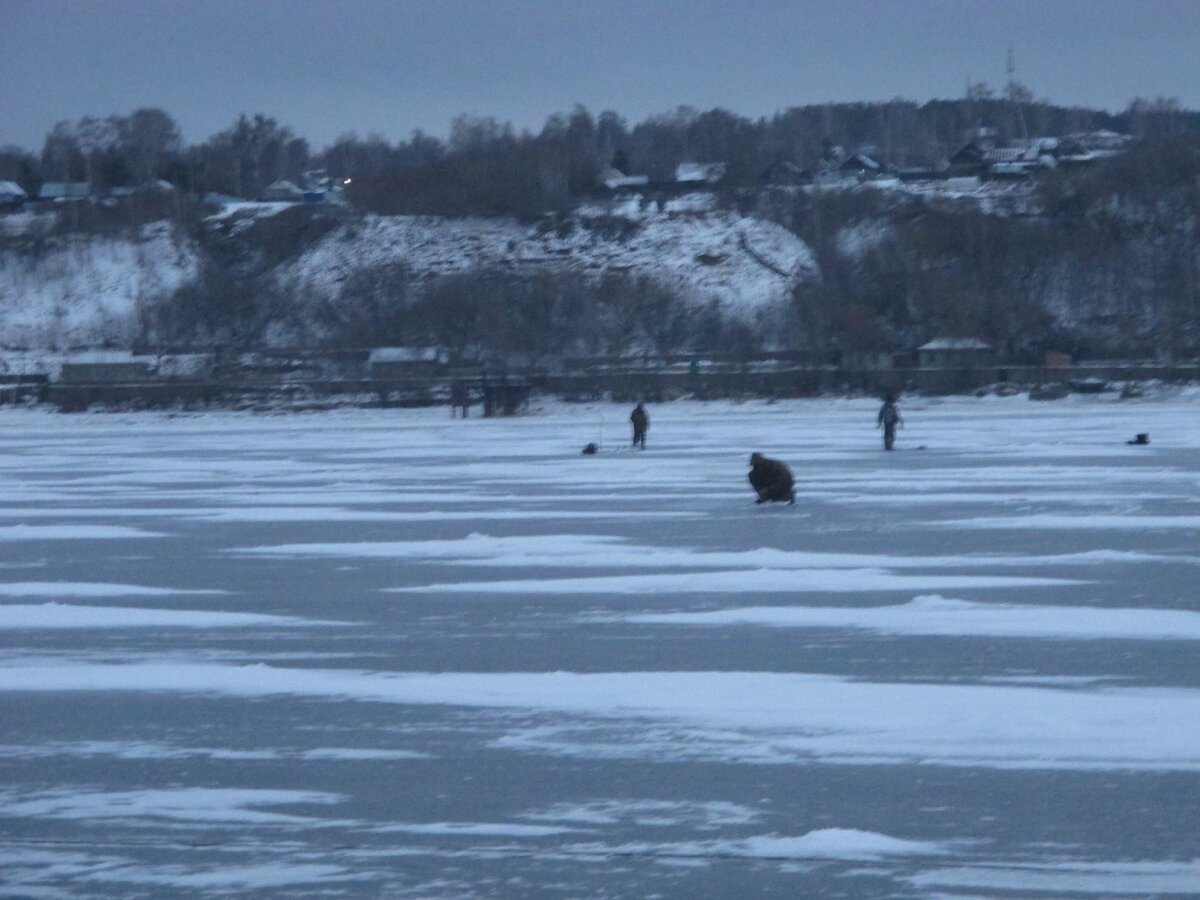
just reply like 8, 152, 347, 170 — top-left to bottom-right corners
2, 393, 1200, 897
612, 594, 1200, 640
0, 602, 345, 629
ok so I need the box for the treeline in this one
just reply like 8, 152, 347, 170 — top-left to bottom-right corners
320, 95, 1200, 218
1, 110, 310, 203
140, 254, 725, 363
6, 95, 1200, 363
133, 135, 1200, 362
4, 92, 1199, 218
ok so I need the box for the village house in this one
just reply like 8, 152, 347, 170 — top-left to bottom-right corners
260, 179, 305, 202
37, 182, 92, 202
674, 162, 726, 184
367, 346, 447, 379
839, 153, 884, 180
917, 337, 993, 368
598, 167, 650, 191
949, 131, 1124, 179
0, 180, 28, 211
58, 351, 155, 384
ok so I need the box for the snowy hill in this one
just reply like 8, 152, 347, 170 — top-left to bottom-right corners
279, 197, 816, 320
0, 221, 201, 351
0, 200, 816, 353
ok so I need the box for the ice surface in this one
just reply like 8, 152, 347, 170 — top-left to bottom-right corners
614, 594, 1200, 640
0, 787, 346, 825
0, 525, 165, 540
0, 583, 220, 597
3, 395, 1200, 897
908, 859, 1200, 894
0, 603, 344, 629
3, 663, 1197, 771
395, 568, 1080, 594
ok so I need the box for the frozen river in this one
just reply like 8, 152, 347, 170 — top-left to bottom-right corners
1, 393, 1199, 898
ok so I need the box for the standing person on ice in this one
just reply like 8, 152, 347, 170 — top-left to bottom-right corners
877, 394, 903, 451
748, 453, 795, 504
630, 402, 649, 449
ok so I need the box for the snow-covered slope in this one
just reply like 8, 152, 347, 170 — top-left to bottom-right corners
0, 222, 200, 349
281, 198, 816, 318
0, 201, 816, 351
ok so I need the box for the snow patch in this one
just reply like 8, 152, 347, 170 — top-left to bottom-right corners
614, 595, 1200, 640
0, 603, 347, 629
3, 664, 1198, 772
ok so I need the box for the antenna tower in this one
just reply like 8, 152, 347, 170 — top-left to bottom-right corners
1006, 47, 1029, 141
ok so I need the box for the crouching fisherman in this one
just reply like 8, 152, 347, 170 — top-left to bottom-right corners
748, 453, 795, 505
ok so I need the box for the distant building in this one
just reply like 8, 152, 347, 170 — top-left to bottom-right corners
598, 167, 650, 191
839, 154, 884, 179
675, 162, 726, 184
760, 160, 809, 187
58, 351, 154, 384
260, 179, 304, 202
918, 337, 993, 368
0, 180, 27, 210
367, 346, 447, 379
950, 132, 1125, 179
38, 182, 91, 202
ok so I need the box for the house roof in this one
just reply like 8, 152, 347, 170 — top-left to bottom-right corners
368, 346, 443, 364
675, 162, 726, 183
39, 182, 91, 200
600, 168, 650, 190
840, 154, 881, 171
0, 180, 27, 198
263, 179, 303, 194
919, 338, 991, 351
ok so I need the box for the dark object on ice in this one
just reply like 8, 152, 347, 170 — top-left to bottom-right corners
581, 442, 598, 455
1120, 383, 1145, 400
1127, 433, 1149, 445
1029, 382, 1069, 401
1069, 377, 1108, 394
748, 452, 795, 504
630, 402, 649, 449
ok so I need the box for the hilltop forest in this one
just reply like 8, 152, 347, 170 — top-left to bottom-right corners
3, 93, 1200, 363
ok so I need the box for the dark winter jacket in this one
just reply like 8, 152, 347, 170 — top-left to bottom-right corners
878, 400, 900, 427
748, 452, 795, 504
630, 404, 649, 433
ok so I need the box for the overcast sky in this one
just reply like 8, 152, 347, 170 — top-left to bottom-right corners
3, 0, 1200, 153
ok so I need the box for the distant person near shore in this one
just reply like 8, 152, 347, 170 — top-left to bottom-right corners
630, 402, 649, 449
877, 394, 902, 450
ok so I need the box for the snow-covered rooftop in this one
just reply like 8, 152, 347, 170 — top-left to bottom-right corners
920, 338, 991, 351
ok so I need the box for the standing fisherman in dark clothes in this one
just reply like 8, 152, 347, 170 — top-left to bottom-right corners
630, 402, 649, 449
877, 394, 902, 450
450, 379, 469, 418
748, 453, 795, 504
